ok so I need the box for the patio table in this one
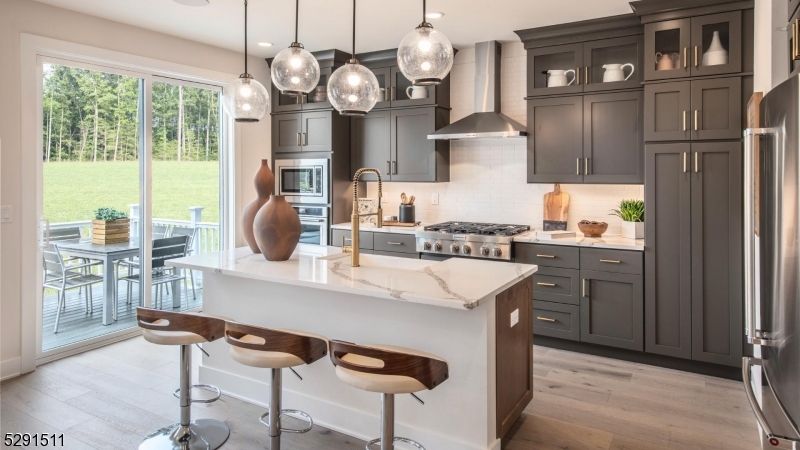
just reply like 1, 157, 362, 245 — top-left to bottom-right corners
56, 239, 182, 325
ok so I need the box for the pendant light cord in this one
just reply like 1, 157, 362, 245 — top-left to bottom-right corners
243, 0, 248, 75
351, 0, 356, 60
422, 0, 426, 22
295, 0, 299, 43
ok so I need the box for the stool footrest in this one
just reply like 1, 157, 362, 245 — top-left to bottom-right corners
259, 409, 313, 434
173, 384, 222, 404
366, 437, 426, 450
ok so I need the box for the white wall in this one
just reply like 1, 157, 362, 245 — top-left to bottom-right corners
0, 0, 270, 378
369, 43, 644, 234
754, 0, 789, 94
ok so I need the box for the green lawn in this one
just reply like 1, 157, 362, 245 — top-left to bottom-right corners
44, 161, 220, 224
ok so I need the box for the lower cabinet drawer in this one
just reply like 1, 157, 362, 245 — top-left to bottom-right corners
373, 232, 417, 254
580, 248, 642, 275
533, 267, 580, 305
533, 300, 580, 341
332, 229, 374, 250
373, 250, 419, 259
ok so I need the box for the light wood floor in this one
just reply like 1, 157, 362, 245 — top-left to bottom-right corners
1, 338, 760, 449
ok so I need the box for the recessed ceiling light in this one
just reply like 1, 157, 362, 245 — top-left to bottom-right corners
425, 12, 444, 19
258, 42, 274, 47
172, 0, 209, 6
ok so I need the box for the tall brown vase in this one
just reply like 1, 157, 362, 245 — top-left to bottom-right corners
253, 195, 301, 261
242, 159, 274, 253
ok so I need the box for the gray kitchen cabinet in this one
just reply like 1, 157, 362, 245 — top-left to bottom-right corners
272, 111, 333, 153
268, 50, 350, 113
272, 113, 303, 153
526, 43, 585, 97
527, 96, 584, 183
583, 35, 644, 93
373, 232, 417, 253
791, 0, 800, 18
644, 142, 742, 367
690, 142, 742, 366
690, 11, 742, 77
533, 300, 580, 341
331, 229, 373, 250
791, 5, 800, 79
644, 19, 691, 81
580, 270, 644, 351
357, 49, 451, 110
371, 66, 392, 110
351, 106, 449, 182
532, 267, 580, 305
644, 78, 741, 142
582, 91, 644, 184
645, 143, 692, 359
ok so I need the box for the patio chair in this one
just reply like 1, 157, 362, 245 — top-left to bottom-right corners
116, 235, 189, 312
116, 223, 175, 302
43, 244, 104, 333
49, 225, 103, 269
169, 225, 198, 300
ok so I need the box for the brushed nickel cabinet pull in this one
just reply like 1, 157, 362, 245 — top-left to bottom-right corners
576, 158, 581, 175
795, 19, 800, 60
695, 152, 699, 173
694, 110, 699, 131
536, 317, 557, 322
683, 152, 688, 173
584, 158, 589, 175
387, 242, 404, 245
694, 46, 699, 67
537, 282, 557, 287
682, 110, 687, 131
585, 66, 589, 84
536, 254, 556, 258
391, 86, 396, 101
600, 259, 621, 263
683, 47, 688, 69
582, 278, 587, 297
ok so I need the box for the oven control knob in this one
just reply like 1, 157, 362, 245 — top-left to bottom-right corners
450, 243, 460, 253
434, 242, 443, 252
480, 246, 490, 256
423, 241, 432, 251
462, 244, 472, 255
493, 247, 503, 257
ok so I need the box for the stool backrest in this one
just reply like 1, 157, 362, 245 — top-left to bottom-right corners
137, 307, 225, 342
329, 340, 449, 390
225, 322, 328, 365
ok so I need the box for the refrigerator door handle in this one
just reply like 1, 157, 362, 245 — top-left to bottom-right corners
744, 127, 777, 346
743, 358, 777, 441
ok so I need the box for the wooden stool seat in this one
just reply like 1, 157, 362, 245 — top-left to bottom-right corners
336, 345, 448, 394
230, 330, 329, 369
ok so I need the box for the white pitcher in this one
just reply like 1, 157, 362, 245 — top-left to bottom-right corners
602, 63, 635, 82
406, 86, 428, 99
546, 69, 576, 87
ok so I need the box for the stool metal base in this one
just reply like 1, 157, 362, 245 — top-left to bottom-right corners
138, 419, 230, 450
366, 437, 426, 450
260, 409, 313, 434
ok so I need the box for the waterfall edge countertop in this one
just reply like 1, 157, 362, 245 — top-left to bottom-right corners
167, 244, 537, 310
332, 223, 645, 251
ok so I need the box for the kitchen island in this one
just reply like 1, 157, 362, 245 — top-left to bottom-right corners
168, 244, 537, 450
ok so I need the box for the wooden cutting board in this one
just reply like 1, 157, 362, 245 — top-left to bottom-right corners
543, 184, 569, 230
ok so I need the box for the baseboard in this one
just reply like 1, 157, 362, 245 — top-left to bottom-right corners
200, 365, 501, 450
535, 336, 742, 381
1, 357, 21, 381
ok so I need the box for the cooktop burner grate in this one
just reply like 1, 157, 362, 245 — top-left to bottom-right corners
423, 222, 530, 236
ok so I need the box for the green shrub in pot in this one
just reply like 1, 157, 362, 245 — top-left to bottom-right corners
610, 199, 644, 239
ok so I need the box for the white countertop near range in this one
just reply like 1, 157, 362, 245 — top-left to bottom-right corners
331, 222, 644, 251
168, 244, 537, 310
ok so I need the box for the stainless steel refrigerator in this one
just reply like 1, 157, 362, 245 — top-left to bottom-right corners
744, 74, 800, 449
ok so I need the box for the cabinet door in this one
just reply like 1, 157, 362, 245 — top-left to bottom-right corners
370, 67, 392, 110
791, 0, 800, 19
690, 77, 742, 140
580, 270, 644, 351
272, 86, 304, 113
389, 66, 435, 108
790, 10, 800, 78
272, 113, 303, 153
301, 111, 332, 152
644, 18, 691, 81
583, 35, 644, 93
690, 11, 742, 77
645, 143, 691, 359
690, 142, 743, 367
644, 81, 691, 142
583, 91, 644, 184
527, 43, 584, 97
390, 108, 437, 182
351, 110, 391, 182
527, 96, 583, 183
302, 67, 333, 110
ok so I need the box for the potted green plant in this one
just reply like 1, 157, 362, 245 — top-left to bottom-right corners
92, 207, 130, 244
610, 199, 644, 239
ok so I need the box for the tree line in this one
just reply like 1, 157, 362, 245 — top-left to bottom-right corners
42, 64, 221, 163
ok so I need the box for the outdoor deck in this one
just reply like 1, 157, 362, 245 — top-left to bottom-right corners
42, 283, 203, 351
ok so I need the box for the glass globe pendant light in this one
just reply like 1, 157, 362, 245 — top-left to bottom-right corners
270, 0, 320, 96
397, 0, 454, 86
222, 0, 269, 122
327, 0, 379, 116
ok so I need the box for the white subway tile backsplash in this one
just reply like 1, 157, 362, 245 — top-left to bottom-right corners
366, 42, 643, 235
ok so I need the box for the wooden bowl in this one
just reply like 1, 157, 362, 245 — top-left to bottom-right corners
577, 221, 608, 238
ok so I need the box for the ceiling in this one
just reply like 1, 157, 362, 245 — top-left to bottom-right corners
31, 0, 634, 58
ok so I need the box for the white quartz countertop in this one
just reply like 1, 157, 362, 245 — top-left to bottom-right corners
167, 244, 537, 310
332, 223, 644, 251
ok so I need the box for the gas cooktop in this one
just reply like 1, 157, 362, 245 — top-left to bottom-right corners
416, 222, 532, 260
423, 222, 531, 237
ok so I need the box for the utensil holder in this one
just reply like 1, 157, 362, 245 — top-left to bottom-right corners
399, 205, 415, 223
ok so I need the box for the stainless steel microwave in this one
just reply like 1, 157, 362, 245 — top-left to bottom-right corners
274, 159, 328, 205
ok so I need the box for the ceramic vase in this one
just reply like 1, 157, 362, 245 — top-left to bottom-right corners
242, 159, 275, 253
702, 31, 729, 66
253, 195, 301, 261
621, 221, 644, 240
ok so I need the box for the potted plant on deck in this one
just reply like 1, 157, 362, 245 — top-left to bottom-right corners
610, 199, 644, 240
92, 207, 130, 245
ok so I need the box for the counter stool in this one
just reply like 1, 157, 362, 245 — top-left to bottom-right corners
224, 321, 328, 450
137, 308, 230, 450
329, 340, 449, 450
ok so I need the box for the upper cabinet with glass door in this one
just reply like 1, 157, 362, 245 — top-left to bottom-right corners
268, 49, 350, 113
644, 11, 742, 80
357, 49, 451, 110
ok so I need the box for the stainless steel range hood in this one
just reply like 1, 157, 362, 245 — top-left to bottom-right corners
428, 41, 527, 140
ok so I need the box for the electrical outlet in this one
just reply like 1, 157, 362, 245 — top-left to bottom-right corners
431, 193, 439, 205
510, 308, 519, 327
1, 206, 11, 223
